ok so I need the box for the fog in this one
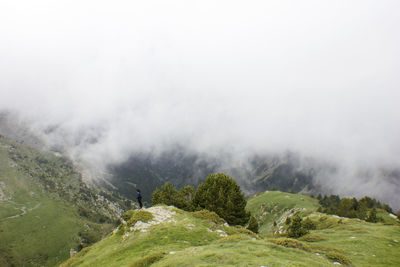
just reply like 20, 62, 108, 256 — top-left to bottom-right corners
1, 1, 400, 207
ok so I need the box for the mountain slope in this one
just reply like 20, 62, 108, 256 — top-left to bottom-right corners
61, 192, 400, 266
247, 191, 400, 266
0, 136, 133, 266
60, 206, 333, 267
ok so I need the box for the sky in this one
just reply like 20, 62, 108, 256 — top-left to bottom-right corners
1, 1, 400, 205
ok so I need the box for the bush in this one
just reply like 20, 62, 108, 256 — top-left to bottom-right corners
298, 234, 325, 242
124, 210, 154, 227
192, 210, 226, 224
366, 208, 378, 223
122, 210, 136, 221
302, 217, 316, 230
287, 215, 308, 238
246, 216, 259, 233
269, 238, 310, 251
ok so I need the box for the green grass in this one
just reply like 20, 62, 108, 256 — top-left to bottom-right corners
0, 137, 121, 266
60, 206, 339, 267
246, 191, 320, 235
249, 191, 400, 267
59, 191, 400, 267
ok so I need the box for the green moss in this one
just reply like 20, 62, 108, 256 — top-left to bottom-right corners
129, 252, 166, 267
191, 210, 226, 224
126, 210, 154, 227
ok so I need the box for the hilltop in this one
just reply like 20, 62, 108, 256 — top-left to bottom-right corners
0, 136, 133, 266
61, 191, 400, 266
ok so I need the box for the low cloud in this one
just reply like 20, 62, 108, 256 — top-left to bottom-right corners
1, 1, 400, 207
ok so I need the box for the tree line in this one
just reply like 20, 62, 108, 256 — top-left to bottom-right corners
316, 194, 393, 223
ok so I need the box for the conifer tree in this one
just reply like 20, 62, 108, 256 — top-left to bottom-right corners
151, 182, 180, 207
192, 173, 250, 225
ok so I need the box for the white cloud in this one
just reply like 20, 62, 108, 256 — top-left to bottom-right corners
1, 1, 400, 192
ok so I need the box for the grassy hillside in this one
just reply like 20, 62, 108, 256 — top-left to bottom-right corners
60, 206, 334, 267
246, 191, 320, 235
0, 136, 132, 266
247, 191, 400, 266
61, 191, 400, 267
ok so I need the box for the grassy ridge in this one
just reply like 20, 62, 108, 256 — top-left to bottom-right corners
61, 206, 334, 267
62, 191, 400, 267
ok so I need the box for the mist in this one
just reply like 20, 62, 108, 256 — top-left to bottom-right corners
1, 1, 400, 208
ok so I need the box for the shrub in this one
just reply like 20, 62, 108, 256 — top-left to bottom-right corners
192, 210, 226, 224
235, 226, 258, 237
122, 210, 136, 221
302, 217, 316, 230
287, 215, 308, 238
129, 252, 166, 267
366, 208, 378, 223
128, 210, 153, 226
192, 173, 250, 225
269, 238, 310, 251
298, 234, 325, 242
246, 216, 259, 233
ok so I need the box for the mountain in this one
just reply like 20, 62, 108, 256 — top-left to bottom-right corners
60, 191, 400, 266
108, 150, 317, 203
0, 136, 133, 266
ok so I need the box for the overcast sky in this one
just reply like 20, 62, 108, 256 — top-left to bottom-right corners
1, 1, 400, 173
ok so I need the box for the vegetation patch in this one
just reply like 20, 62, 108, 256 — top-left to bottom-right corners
235, 226, 258, 237
298, 233, 325, 242
246, 215, 259, 233
129, 251, 166, 267
287, 215, 309, 238
122, 210, 136, 221
268, 238, 310, 251
153, 173, 251, 226
126, 210, 154, 227
191, 210, 225, 224
326, 252, 352, 265
317, 194, 392, 222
